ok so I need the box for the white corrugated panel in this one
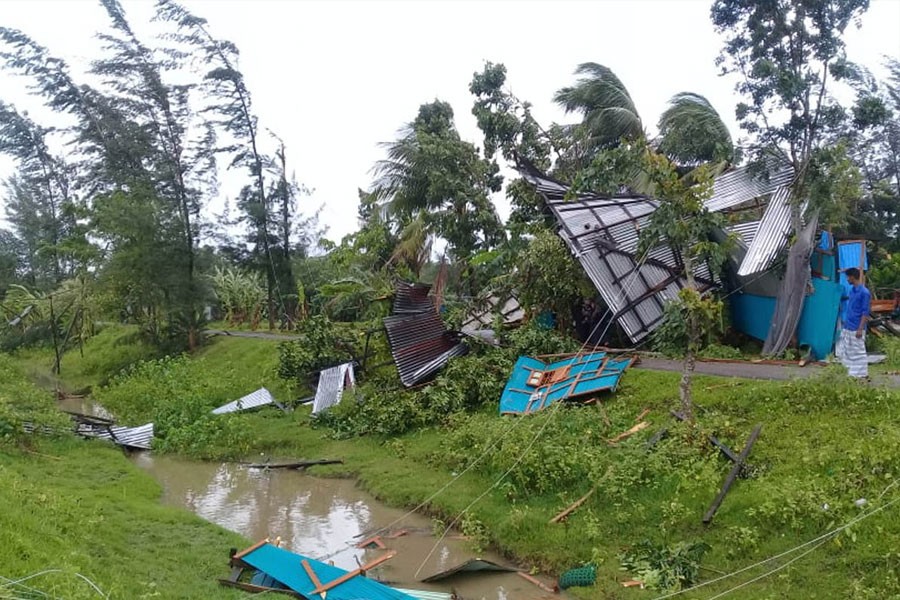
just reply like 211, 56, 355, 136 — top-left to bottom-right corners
86, 422, 154, 450
312, 363, 355, 414
212, 387, 276, 415
737, 187, 795, 276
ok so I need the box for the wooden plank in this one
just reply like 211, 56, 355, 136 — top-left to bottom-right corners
634, 408, 651, 422
310, 552, 397, 596
550, 487, 597, 524
516, 571, 558, 593
703, 424, 762, 524
607, 421, 650, 444
245, 459, 343, 470
233, 538, 269, 560
218, 578, 302, 598
301, 559, 326, 595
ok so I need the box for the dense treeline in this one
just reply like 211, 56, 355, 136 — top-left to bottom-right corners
1, 0, 898, 372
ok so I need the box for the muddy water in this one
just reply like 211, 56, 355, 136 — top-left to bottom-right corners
57, 395, 114, 420
133, 454, 558, 600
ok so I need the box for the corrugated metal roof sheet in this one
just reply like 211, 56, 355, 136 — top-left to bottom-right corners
500, 352, 634, 414
520, 161, 796, 343
384, 312, 468, 387
393, 281, 434, 314
461, 295, 525, 333
395, 590, 455, 600
312, 363, 355, 414
211, 388, 276, 415
736, 186, 795, 276
239, 543, 417, 600
79, 422, 154, 450
705, 164, 794, 213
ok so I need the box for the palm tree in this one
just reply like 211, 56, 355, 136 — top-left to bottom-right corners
554, 62, 734, 169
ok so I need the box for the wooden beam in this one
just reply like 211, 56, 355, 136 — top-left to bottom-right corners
703, 424, 762, 524
301, 559, 326, 597
309, 552, 397, 596
550, 487, 597, 524
516, 571, 558, 593
607, 421, 650, 444
233, 538, 269, 560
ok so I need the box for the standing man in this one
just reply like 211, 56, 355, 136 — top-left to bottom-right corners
839, 268, 871, 378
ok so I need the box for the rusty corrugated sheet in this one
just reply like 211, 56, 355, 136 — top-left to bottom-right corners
384, 312, 467, 387
392, 281, 434, 314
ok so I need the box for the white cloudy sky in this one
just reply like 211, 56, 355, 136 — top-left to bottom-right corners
1, 0, 899, 243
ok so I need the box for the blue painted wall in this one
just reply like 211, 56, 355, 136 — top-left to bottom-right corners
730, 278, 842, 360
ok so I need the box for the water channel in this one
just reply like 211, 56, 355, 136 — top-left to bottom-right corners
131, 454, 558, 600
59, 395, 559, 598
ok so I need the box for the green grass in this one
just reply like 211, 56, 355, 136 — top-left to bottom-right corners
223, 368, 900, 599
10, 332, 900, 598
0, 357, 248, 600
0, 439, 248, 599
12, 324, 158, 394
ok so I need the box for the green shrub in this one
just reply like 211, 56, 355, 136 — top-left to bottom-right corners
94, 355, 250, 458
277, 316, 356, 384
503, 321, 580, 356
314, 350, 513, 438
619, 539, 711, 591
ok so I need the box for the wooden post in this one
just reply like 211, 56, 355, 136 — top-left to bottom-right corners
703, 424, 762, 524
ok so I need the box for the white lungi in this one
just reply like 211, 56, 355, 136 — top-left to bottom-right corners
838, 328, 868, 378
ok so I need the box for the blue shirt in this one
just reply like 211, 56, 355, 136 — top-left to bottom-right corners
843, 284, 871, 331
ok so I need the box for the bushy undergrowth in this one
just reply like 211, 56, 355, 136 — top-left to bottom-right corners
277, 315, 358, 385
0, 355, 70, 446
314, 350, 514, 438
94, 355, 250, 459
503, 321, 581, 356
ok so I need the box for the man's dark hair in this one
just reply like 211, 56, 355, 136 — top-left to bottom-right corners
846, 267, 861, 280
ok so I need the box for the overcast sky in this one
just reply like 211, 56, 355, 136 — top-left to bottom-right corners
1, 0, 899, 243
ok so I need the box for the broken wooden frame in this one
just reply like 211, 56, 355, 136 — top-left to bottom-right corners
703, 424, 762, 524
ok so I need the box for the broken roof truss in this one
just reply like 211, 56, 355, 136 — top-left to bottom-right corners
521, 162, 795, 344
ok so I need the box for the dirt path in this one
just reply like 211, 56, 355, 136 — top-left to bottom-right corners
636, 356, 900, 387
634, 357, 819, 381
204, 329, 299, 341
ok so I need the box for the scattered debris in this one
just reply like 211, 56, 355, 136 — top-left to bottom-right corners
223, 541, 416, 600
356, 535, 387, 550
607, 421, 651, 445
621, 579, 645, 588
703, 424, 762, 524
670, 410, 753, 476
212, 387, 284, 415
634, 408, 651, 422
243, 459, 343, 470
500, 351, 634, 415
313, 362, 355, 414
550, 487, 597, 524
420, 559, 520, 583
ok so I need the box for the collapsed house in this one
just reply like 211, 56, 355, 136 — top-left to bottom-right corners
500, 351, 634, 415
521, 162, 858, 359
383, 281, 467, 387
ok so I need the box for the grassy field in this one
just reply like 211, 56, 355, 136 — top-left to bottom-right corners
0, 354, 248, 600
7, 330, 900, 598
